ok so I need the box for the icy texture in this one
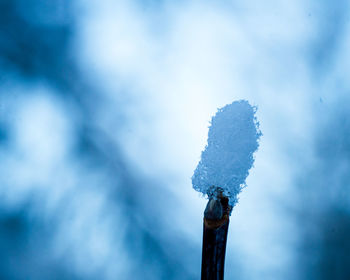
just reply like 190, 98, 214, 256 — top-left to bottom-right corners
192, 100, 261, 207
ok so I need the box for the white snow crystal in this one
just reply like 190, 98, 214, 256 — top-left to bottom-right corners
192, 100, 261, 207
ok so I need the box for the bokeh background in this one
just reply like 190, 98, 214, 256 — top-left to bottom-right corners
1, 0, 350, 279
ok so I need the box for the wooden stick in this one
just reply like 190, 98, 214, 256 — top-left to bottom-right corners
201, 195, 231, 280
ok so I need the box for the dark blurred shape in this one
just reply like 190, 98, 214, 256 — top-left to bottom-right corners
309, 0, 349, 77
0, 0, 74, 87
0, 1, 199, 279
0, 207, 81, 280
297, 100, 350, 280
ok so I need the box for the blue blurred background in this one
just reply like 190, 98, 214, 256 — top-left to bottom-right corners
1, 0, 350, 279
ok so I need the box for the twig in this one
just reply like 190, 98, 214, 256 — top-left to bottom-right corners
201, 195, 231, 280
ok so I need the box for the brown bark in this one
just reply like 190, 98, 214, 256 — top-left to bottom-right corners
201, 196, 231, 280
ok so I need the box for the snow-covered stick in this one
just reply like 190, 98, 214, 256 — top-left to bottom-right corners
192, 100, 261, 280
